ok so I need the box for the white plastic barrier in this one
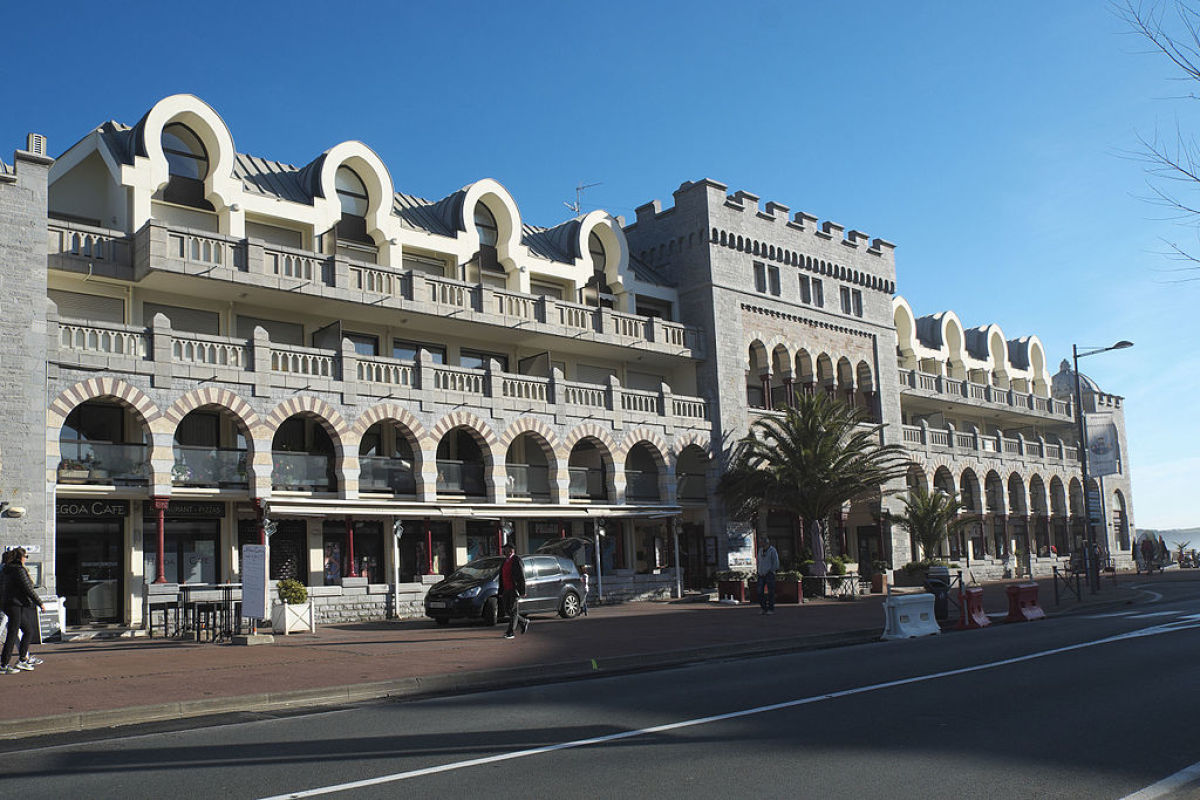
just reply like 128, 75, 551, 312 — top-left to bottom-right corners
880, 592, 941, 640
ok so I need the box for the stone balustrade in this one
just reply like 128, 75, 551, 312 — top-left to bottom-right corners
898, 368, 1073, 420
50, 315, 710, 432
901, 422, 1080, 466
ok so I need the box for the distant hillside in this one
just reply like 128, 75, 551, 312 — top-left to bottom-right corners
1141, 527, 1200, 549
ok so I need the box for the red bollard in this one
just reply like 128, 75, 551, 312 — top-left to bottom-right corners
1004, 582, 1045, 622
958, 586, 991, 629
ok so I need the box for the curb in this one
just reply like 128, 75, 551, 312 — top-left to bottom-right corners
0, 627, 882, 741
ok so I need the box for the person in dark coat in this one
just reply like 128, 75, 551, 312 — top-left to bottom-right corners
1, 548, 45, 674
498, 542, 529, 639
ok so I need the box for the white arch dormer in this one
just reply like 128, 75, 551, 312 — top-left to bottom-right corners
939, 311, 967, 379
985, 325, 1009, 387
577, 210, 629, 299
461, 179, 524, 281
316, 141, 398, 264
130, 94, 240, 231
892, 296, 918, 370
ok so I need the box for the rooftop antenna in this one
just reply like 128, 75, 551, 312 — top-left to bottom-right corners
564, 181, 602, 214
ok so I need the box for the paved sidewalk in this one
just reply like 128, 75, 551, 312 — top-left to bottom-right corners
0, 573, 1144, 740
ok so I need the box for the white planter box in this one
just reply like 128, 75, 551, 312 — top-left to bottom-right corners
270, 600, 313, 634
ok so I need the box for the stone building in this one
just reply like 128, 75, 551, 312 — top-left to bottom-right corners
0, 95, 1135, 632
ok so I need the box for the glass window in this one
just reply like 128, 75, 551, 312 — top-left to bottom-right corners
474, 203, 499, 247
852, 289, 863, 317
840, 286, 852, 314
812, 278, 824, 307
588, 231, 606, 274
335, 166, 369, 216
392, 339, 446, 363
460, 349, 508, 372
162, 123, 208, 180
799, 275, 812, 304
344, 332, 379, 357
768, 265, 781, 296
753, 262, 767, 293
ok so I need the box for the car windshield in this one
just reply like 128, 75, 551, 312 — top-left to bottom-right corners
447, 557, 504, 581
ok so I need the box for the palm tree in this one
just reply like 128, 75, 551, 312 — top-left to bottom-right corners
891, 485, 977, 561
717, 392, 911, 577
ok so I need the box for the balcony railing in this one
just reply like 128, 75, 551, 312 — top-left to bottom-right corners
271, 452, 334, 491
53, 317, 711, 434
898, 368, 1072, 419
568, 467, 607, 500
358, 455, 416, 494
677, 473, 707, 502
624, 469, 661, 501
902, 424, 1079, 465
58, 442, 149, 485
506, 464, 551, 499
436, 459, 486, 496
172, 446, 248, 487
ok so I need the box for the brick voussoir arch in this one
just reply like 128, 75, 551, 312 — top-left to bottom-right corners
561, 422, 618, 462
351, 404, 428, 442
48, 379, 161, 431
671, 430, 713, 460
499, 417, 561, 453
264, 396, 350, 448
430, 411, 498, 450
163, 387, 261, 432
617, 427, 670, 466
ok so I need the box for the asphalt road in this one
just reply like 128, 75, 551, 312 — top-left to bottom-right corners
4, 579, 1199, 800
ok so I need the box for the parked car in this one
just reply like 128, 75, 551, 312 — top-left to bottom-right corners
424, 554, 584, 626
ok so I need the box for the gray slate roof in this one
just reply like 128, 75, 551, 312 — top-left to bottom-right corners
86, 116, 672, 281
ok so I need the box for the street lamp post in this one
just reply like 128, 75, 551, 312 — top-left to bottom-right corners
1072, 340, 1133, 593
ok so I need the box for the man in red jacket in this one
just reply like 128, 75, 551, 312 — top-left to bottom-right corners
498, 542, 529, 640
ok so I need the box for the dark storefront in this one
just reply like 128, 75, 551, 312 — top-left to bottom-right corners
238, 518, 308, 583
321, 519, 386, 584
142, 500, 223, 585
399, 520, 452, 580
56, 498, 128, 625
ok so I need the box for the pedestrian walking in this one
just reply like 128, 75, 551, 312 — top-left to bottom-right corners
1, 548, 45, 674
756, 537, 779, 615
498, 542, 529, 639
580, 565, 590, 616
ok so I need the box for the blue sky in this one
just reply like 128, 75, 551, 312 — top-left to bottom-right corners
2, 2, 1195, 534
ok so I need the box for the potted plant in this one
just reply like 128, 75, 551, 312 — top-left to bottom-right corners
57, 459, 89, 483
775, 570, 803, 603
271, 578, 314, 634
715, 570, 753, 602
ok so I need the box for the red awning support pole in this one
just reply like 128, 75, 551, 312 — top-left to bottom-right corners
152, 496, 169, 583
425, 520, 433, 575
346, 516, 358, 577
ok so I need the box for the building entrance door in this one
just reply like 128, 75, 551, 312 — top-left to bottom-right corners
56, 522, 124, 625
855, 525, 882, 576
679, 523, 707, 589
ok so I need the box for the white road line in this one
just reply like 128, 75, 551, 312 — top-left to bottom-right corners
1128, 611, 1180, 619
258, 618, 1200, 800
1120, 759, 1200, 799
1082, 611, 1141, 619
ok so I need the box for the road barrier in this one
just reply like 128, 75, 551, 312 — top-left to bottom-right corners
880, 592, 941, 640
957, 586, 991, 629
1004, 582, 1045, 622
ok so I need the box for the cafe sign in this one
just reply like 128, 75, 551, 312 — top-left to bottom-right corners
56, 499, 129, 519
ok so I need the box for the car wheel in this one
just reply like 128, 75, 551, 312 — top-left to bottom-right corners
435, 617, 450, 626
559, 590, 581, 619
482, 597, 498, 626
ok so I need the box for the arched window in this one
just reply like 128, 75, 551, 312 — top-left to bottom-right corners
581, 230, 613, 307
474, 203, 499, 248
160, 123, 213, 210
335, 166, 372, 244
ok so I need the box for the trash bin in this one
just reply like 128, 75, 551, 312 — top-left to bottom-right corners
924, 565, 951, 622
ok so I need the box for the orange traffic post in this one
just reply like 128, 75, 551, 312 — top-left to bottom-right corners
958, 586, 991, 629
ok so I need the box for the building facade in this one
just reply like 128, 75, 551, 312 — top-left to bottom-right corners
0, 96, 1135, 631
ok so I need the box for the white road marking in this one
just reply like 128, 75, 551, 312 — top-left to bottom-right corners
1082, 610, 1141, 619
258, 617, 1200, 800
1120, 758, 1200, 799
1127, 611, 1180, 619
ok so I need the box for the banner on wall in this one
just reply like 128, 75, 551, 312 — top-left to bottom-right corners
1085, 412, 1120, 476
